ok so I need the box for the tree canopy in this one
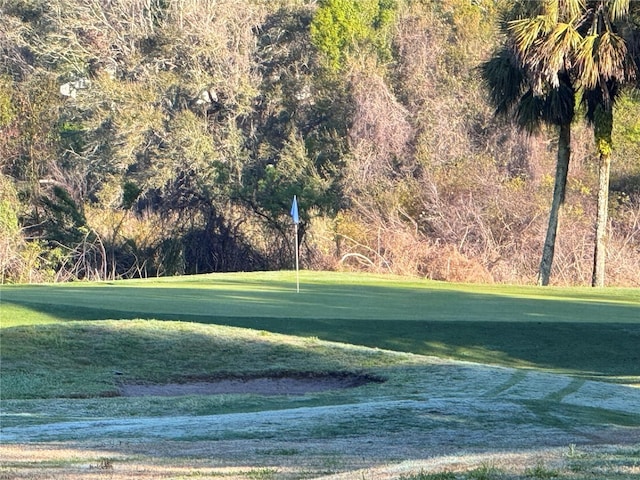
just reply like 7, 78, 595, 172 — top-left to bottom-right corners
1, 0, 639, 286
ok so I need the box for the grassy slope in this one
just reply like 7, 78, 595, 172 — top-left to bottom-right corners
1, 271, 639, 395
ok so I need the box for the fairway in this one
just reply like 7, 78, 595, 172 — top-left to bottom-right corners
2, 271, 639, 380
1, 271, 639, 479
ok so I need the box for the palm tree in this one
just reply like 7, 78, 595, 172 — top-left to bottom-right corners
580, 1, 640, 286
481, 3, 576, 286
509, 0, 639, 286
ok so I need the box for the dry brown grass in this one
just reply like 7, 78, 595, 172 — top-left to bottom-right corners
3, 441, 639, 480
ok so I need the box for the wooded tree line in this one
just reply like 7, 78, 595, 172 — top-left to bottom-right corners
1, 0, 639, 286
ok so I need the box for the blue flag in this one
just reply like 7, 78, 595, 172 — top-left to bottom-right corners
290, 195, 299, 224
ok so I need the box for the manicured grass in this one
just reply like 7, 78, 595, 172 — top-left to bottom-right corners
1, 271, 639, 385
2, 271, 639, 326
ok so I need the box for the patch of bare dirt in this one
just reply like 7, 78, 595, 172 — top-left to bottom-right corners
119, 373, 381, 397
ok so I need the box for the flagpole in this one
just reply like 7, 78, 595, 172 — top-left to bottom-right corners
294, 222, 299, 293
291, 195, 300, 293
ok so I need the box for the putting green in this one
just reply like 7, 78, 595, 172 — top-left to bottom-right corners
2, 271, 638, 325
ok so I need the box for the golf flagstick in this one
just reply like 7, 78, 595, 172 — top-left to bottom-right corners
291, 195, 300, 293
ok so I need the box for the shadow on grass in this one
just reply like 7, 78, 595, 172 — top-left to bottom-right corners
0, 319, 390, 399
216, 317, 640, 380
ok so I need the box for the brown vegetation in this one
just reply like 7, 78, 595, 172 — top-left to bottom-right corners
0, 0, 638, 285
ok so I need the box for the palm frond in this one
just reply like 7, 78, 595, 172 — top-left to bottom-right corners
544, 75, 576, 124
515, 89, 545, 132
582, 80, 620, 122
576, 33, 600, 88
609, 0, 631, 22
509, 16, 553, 57
560, 0, 586, 21
516, 73, 575, 129
545, 0, 560, 24
598, 30, 632, 80
540, 22, 583, 85
576, 30, 633, 89
480, 47, 527, 116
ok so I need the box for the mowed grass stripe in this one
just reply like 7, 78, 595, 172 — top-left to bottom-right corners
2, 271, 639, 325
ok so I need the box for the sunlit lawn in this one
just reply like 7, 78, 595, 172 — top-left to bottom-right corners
2, 271, 639, 387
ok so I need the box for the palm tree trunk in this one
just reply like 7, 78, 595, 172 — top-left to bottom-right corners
538, 123, 571, 286
591, 148, 611, 287
590, 102, 614, 288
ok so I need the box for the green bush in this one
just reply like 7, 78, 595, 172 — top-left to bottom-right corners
310, 0, 397, 70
